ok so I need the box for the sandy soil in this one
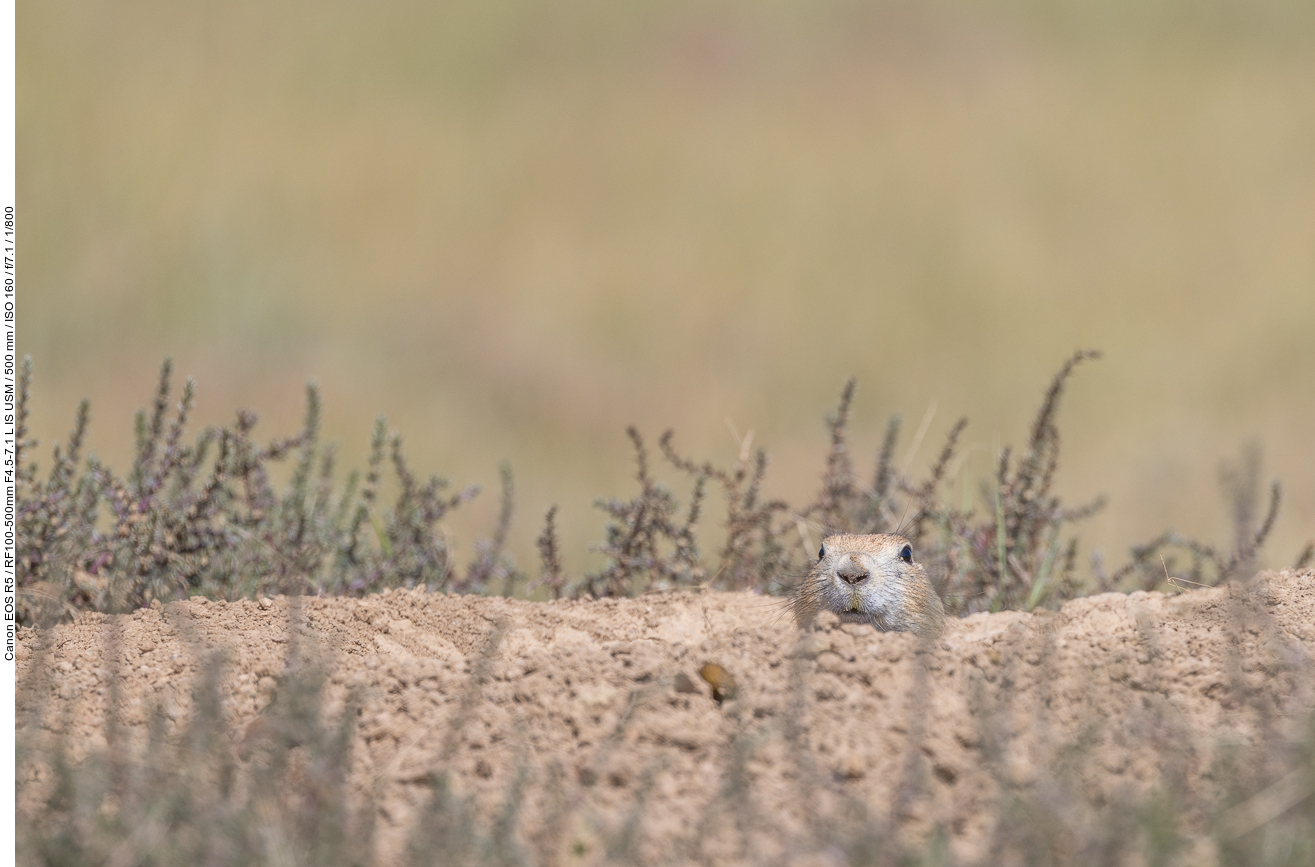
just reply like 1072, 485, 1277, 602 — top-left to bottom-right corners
17, 570, 1315, 864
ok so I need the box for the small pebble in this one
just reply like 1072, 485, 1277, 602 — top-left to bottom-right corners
699, 663, 738, 704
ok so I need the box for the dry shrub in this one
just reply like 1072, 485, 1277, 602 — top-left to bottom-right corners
19, 351, 1310, 621
15, 358, 512, 624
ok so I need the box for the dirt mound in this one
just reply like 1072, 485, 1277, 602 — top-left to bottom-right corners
18, 570, 1315, 864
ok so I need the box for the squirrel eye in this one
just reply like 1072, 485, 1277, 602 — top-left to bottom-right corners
900, 545, 912, 562
818, 546, 826, 561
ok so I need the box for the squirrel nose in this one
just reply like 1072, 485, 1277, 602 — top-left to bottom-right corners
836, 555, 868, 585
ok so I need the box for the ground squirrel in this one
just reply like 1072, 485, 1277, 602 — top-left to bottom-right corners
791, 533, 946, 639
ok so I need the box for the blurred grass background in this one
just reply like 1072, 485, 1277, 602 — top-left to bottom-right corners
18, 0, 1315, 581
